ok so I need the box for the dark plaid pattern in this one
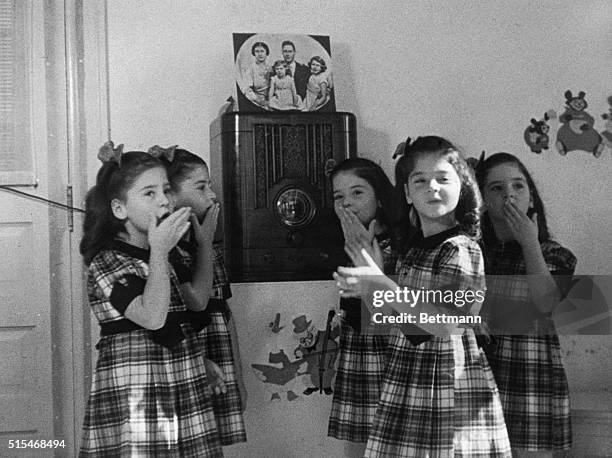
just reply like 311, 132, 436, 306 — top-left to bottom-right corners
328, 238, 395, 443
176, 241, 247, 445
211, 242, 232, 300
81, 244, 222, 457
328, 327, 390, 442
202, 306, 246, 445
176, 238, 232, 301
365, 229, 511, 457
482, 239, 576, 451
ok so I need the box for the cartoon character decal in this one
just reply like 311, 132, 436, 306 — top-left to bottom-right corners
251, 313, 340, 401
292, 314, 339, 395
600, 95, 612, 153
251, 349, 306, 401
556, 90, 604, 157
524, 110, 556, 154
251, 313, 306, 401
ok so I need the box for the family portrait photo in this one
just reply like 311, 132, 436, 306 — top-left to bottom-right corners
233, 33, 336, 113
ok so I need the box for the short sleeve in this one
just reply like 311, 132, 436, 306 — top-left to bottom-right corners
109, 274, 146, 313
320, 72, 330, 88
542, 241, 577, 275
88, 250, 149, 322
542, 240, 577, 299
432, 238, 486, 315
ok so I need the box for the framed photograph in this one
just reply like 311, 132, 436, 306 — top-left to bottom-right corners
233, 33, 336, 113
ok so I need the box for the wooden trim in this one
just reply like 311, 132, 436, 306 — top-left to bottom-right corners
66, 0, 110, 455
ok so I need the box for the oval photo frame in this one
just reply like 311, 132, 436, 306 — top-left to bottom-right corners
234, 33, 334, 112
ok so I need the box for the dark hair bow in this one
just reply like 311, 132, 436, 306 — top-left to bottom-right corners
466, 150, 486, 172
148, 144, 178, 162
97, 141, 124, 166
392, 136, 411, 159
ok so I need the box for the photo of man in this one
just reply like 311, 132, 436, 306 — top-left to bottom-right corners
281, 40, 310, 103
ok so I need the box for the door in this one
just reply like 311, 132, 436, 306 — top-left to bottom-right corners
0, 0, 62, 453
1, 0, 106, 454
0, 192, 55, 445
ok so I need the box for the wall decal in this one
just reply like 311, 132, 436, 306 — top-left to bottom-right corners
293, 311, 340, 395
524, 110, 556, 154
600, 95, 612, 154
269, 312, 284, 333
556, 90, 604, 157
251, 312, 340, 401
251, 349, 306, 401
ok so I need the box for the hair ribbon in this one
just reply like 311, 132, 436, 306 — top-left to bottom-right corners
466, 150, 486, 173
97, 141, 124, 166
393, 136, 417, 159
148, 144, 178, 162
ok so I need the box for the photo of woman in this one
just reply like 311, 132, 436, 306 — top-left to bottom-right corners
243, 41, 272, 108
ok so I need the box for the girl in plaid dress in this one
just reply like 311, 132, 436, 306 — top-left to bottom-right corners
335, 136, 511, 457
327, 158, 397, 450
475, 152, 576, 457
79, 145, 222, 457
159, 147, 247, 446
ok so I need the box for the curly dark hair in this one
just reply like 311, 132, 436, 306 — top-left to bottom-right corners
251, 41, 269, 56
329, 157, 398, 232
80, 151, 164, 265
158, 148, 208, 190
475, 152, 550, 243
394, 136, 482, 251
308, 56, 327, 73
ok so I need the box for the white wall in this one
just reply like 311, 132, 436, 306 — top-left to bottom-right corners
101, 1, 612, 456
105, 0, 611, 274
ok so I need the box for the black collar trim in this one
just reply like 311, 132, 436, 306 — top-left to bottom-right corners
415, 226, 461, 249
111, 239, 150, 262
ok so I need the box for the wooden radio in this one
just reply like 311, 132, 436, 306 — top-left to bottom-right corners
210, 111, 357, 282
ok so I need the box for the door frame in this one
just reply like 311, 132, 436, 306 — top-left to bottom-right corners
47, 0, 109, 455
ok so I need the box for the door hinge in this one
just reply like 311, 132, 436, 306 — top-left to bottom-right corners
67, 185, 74, 232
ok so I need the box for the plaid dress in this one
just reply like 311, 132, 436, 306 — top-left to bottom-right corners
176, 237, 247, 446
481, 237, 576, 451
80, 240, 222, 457
365, 227, 511, 458
328, 237, 396, 443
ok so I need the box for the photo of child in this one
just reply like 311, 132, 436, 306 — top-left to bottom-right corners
268, 60, 302, 111
303, 56, 330, 112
